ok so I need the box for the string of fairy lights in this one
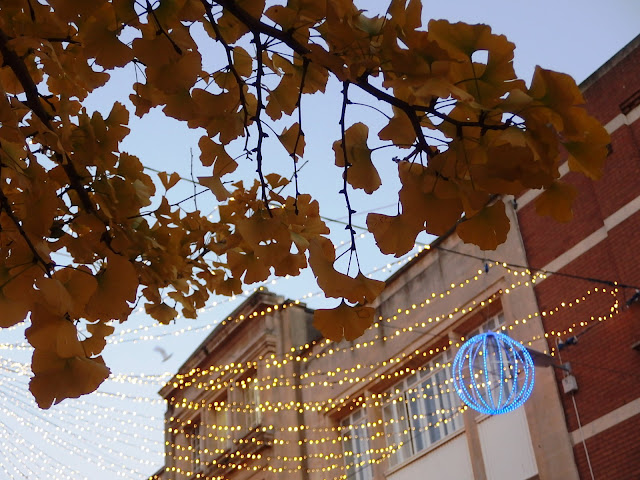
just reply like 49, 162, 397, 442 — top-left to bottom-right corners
155, 284, 619, 450
1, 226, 636, 479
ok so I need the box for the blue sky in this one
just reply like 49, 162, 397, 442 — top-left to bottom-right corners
1, 1, 639, 478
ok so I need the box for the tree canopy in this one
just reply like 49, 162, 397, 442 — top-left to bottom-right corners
0, 0, 609, 408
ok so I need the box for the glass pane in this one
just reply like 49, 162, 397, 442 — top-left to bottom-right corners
424, 378, 440, 445
407, 389, 426, 452
383, 400, 412, 466
342, 412, 372, 480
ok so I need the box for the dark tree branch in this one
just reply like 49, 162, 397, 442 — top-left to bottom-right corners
338, 82, 359, 273
0, 187, 54, 277
291, 58, 309, 214
211, 0, 514, 144
252, 31, 271, 214
213, 0, 310, 57
26, 0, 36, 22
44, 37, 80, 45
0, 28, 98, 218
145, 0, 182, 55
200, 0, 251, 142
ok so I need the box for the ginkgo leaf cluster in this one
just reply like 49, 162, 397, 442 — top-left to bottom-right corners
0, 0, 609, 407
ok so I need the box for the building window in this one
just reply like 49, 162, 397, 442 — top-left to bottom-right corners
341, 409, 372, 480
186, 417, 205, 474
383, 351, 463, 467
239, 373, 262, 431
210, 395, 230, 455
468, 312, 514, 402
468, 312, 506, 337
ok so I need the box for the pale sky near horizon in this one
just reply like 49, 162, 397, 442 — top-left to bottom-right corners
1, 2, 639, 478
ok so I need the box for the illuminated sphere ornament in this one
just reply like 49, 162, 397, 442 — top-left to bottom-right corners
452, 332, 535, 415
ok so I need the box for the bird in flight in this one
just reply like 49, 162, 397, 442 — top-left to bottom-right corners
154, 346, 173, 362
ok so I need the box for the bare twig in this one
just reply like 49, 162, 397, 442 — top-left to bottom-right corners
210, 0, 514, 145
0, 28, 98, 218
253, 32, 271, 214
145, 0, 183, 55
338, 82, 359, 273
200, 0, 251, 142
0, 187, 54, 277
291, 58, 309, 214
190, 148, 198, 211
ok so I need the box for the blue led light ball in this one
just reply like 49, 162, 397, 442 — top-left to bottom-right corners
452, 332, 535, 415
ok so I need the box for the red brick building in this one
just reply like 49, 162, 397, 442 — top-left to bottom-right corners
516, 33, 640, 479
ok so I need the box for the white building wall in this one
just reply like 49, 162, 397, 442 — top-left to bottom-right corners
386, 433, 474, 480
478, 408, 538, 480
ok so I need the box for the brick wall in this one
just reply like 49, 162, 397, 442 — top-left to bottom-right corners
517, 34, 640, 480
581, 39, 640, 124
573, 413, 640, 480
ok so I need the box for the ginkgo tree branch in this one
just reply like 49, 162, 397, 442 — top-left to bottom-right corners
0, 0, 611, 408
253, 31, 271, 213
338, 81, 359, 273
201, 0, 251, 140
291, 58, 309, 214
212, 0, 310, 57
0, 28, 97, 218
145, 0, 182, 55
211, 0, 512, 145
0, 186, 54, 277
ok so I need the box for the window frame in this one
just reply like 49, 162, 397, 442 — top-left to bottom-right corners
185, 417, 205, 474
209, 393, 230, 456
382, 350, 464, 467
238, 371, 262, 432
340, 408, 373, 480
467, 312, 516, 406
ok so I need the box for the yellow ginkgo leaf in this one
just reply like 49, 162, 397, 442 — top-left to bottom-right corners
199, 175, 230, 202
0, 290, 29, 328
158, 171, 181, 191
82, 320, 116, 356
79, 4, 133, 69
26, 307, 83, 358
308, 237, 385, 302
227, 250, 271, 284
334, 122, 381, 194
265, 76, 299, 120
151, 51, 202, 95
279, 123, 306, 159
563, 109, 610, 180
313, 301, 376, 342
387, 0, 422, 33
29, 351, 110, 409
456, 200, 510, 250
145, 302, 179, 325
85, 252, 138, 321
0, 264, 39, 327
378, 107, 416, 148
348, 272, 386, 305
233, 46, 253, 77
367, 212, 423, 257
535, 181, 578, 223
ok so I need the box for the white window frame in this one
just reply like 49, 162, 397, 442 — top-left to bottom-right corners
210, 395, 230, 455
186, 418, 205, 474
468, 311, 506, 337
383, 351, 463, 467
468, 312, 515, 405
239, 374, 262, 431
340, 409, 373, 480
